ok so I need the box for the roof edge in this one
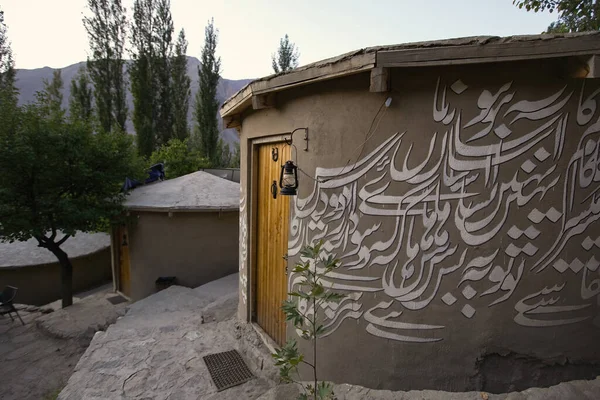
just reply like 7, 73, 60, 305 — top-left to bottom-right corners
220, 32, 600, 120
124, 206, 240, 213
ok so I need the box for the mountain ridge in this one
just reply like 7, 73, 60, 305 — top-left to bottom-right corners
14, 56, 253, 147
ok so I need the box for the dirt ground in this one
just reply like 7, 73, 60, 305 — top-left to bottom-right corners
0, 306, 86, 400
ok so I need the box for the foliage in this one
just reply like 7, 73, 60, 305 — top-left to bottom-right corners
149, 138, 210, 179
0, 96, 139, 307
69, 67, 94, 122
272, 34, 300, 74
272, 241, 345, 400
83, 0, 128, 133
513, 0, 600, 32
194, 18, 221, 165
171, 29, 191, 141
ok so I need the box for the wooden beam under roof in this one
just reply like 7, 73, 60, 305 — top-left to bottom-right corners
251, 93, 276, 110
370, 67, 390, 92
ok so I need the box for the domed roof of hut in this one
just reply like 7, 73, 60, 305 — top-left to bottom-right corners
124, 171, 240, 212
0, 232, 110, 268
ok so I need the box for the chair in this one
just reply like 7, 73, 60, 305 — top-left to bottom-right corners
0, 286, 25, 325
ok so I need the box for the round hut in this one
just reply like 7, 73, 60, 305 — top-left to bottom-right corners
113, 171, 240, 301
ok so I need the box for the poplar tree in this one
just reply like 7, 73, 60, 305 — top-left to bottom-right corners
83, 0, 128, 133
194, 19, 221, 165
171, 29, 191, 140
69, 67, 94, 122
130, 0, 176, 156
130, 0, 156, 157
272, 34, 300, 73
153, 0, 174, 147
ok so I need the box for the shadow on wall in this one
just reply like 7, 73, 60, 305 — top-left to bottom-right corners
0, 248, 112, 305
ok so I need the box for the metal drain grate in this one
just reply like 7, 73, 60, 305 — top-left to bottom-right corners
203, 350, 254, 391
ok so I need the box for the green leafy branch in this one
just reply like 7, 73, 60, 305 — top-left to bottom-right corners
272, 240, 345, 400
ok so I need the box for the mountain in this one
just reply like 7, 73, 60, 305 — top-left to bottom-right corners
14, 57, 252, 147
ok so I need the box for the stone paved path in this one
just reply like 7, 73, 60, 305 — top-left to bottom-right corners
0, 306, 86, 400
0, 285, 129, 400
56, 274, 600, 400
58, 274, 276, 400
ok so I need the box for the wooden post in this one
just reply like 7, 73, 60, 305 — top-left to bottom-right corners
251, 93, 276, 110
370, 67, 390, 93
587, 55, 599, 78
223, 115, 242, 129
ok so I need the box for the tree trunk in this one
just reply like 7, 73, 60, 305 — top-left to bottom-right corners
46, 243, 74, 308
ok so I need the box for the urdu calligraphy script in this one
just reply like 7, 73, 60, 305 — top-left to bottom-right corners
288, 77, 600, 343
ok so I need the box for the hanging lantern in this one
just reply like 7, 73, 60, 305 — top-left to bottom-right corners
279, 160, 298, 196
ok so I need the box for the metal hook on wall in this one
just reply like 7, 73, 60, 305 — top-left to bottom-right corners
284, 127, 309, 152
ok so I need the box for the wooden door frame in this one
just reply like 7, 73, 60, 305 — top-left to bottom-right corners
247, 134, 292, 345
113, 224, 132, 300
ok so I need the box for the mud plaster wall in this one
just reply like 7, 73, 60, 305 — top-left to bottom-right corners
237, 59, 600, 392
0, 248, 112, 306
128, 211, 239, 301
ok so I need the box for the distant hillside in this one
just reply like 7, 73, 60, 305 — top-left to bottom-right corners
14, 57, 252, 147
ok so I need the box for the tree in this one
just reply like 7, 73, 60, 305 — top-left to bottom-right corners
69, 67, 94, 122
149, 138, 210, 179
153, 0, 174, 147
272, 34, 300, 74
513, 0, 600, 32
83, 0, 128, 133
171, 29, 191, 141
40, 70, 64, 119
0, 98, 139, 308
194, 18, 221, 165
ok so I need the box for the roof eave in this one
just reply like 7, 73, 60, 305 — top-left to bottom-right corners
220, 32, 600, 121
220, 50, 377, 119
124, 205, 240, 213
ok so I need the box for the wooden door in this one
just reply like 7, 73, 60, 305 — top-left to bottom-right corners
255, 142, 291, 346
119, 226, 131, 297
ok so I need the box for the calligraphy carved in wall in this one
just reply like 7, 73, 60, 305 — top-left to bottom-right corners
288, 77, 600, 343
239, 191, 248, 306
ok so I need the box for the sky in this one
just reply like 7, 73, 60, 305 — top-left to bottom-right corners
2, 0, 559, 80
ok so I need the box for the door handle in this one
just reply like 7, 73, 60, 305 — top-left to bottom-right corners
271, 180, 278, 199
